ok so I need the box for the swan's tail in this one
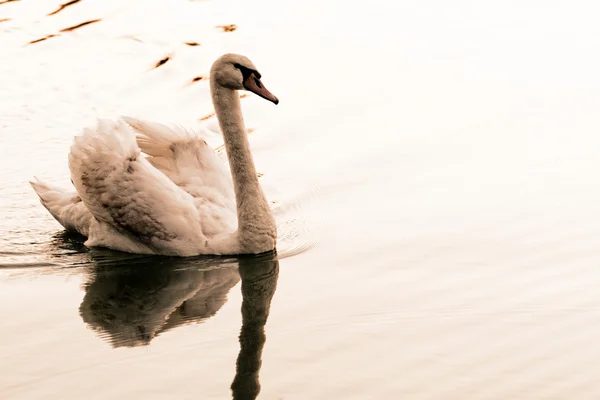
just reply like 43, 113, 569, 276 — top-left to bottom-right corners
29, 178, 91, 236
30, 178, 74, 218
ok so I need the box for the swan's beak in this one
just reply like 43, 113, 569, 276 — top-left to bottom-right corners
243, 73, 279, 105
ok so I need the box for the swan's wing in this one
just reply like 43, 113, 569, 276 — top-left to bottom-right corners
68, 119, 207, 256
123, 117, 235, 211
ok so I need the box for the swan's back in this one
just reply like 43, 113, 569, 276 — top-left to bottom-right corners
124, 117, 237, 236
59, 118, 237, 255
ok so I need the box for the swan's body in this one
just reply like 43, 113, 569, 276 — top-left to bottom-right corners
31, 54, 279, 256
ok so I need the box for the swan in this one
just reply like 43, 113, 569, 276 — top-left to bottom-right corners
30, 53, 279, 256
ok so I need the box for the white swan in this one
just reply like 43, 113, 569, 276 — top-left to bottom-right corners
30, 53, 279, 256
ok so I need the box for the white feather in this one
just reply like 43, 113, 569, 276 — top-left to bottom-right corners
31, 53, 278, 256
65, 118, 235, 256
29, 178, 92, 236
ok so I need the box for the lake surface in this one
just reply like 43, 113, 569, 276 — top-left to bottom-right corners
2, 0, 600, 398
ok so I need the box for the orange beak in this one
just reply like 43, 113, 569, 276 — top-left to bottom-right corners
243, 73, 279, 105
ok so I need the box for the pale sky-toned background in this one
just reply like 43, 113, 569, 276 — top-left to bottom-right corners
1, 0, 600, 398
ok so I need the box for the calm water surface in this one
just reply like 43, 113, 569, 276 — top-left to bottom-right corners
2, 0, 600, 399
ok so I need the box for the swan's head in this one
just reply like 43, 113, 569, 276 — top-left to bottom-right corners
210, 53, 279, 105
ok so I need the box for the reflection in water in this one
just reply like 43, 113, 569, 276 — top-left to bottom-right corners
231, 254, 279, 400
76, 246, 279, 400
79, 254, 241, 347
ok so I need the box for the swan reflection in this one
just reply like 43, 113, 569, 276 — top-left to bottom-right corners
79, 253, 241, 347
77, 249, 279, 400
231, 254, 279, 400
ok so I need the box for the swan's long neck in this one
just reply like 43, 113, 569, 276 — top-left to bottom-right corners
211, 84, 276, 252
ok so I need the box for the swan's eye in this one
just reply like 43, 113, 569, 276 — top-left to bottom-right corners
234, 63, 261, 81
